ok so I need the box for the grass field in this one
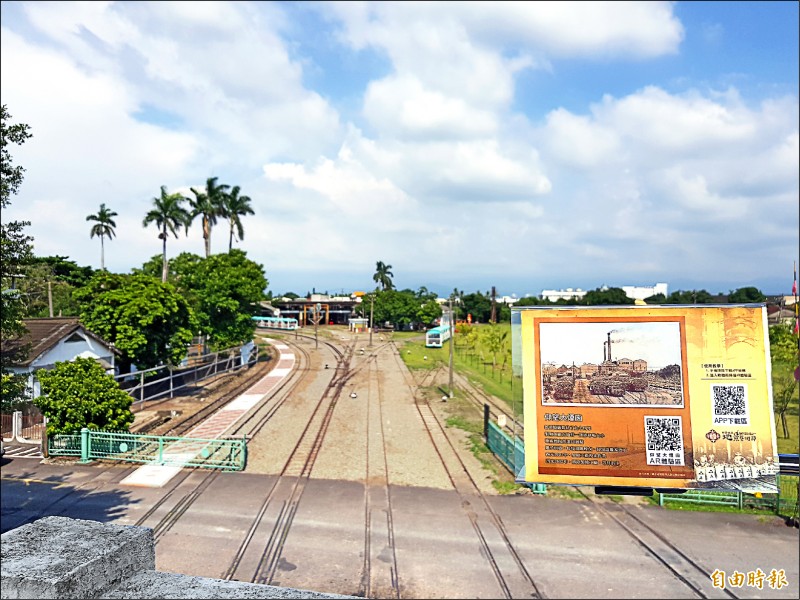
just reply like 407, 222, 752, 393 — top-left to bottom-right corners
396, 322, 799, 513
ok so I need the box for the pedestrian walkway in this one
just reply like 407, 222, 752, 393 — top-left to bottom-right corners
2, 443, 43, 459
120, 343, 295, 488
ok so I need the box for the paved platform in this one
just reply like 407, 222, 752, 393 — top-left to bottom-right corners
1, 461, 797, 599
120, 344, 295, 488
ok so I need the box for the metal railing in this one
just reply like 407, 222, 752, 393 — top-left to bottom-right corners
658, 455, 799, 518
485, 418, 546, 494
115, 341, 258, 407
48, 428, 247, 471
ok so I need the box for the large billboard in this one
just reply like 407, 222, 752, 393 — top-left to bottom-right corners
518, 305, 780, 492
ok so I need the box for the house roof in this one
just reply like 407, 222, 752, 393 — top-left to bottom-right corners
0, 318, 116, 368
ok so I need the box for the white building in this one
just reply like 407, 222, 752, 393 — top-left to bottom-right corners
621, 283, 669, 301
540, 288, 588, 302
1, 318, 117, 398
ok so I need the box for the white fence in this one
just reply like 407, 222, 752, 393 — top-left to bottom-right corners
115, 341, 258, 407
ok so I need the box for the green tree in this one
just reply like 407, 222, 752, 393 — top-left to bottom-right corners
188, 176, 229, 257
191, 250, 267, 349
728, 286, 766, 303
373, 260, 394, 291
481, 324, 509, 369
29, 255, 94, 288
143, 185, 190, 282
514, 296, 550, 306
1, 104, 34, 409
74, 271, 195, 372
461, 291, 492, 323
371, 289, 419, 329
769, 323, 799, 365
582, 287, 634, 305
154, 250, 268, 350
644, 293, 667, 304
86, 203, 117, 270
222, 185, 254, 252
663, 289, 714, 304
417, 297, 443, 326
34, 357, 134, 435
17, 261, 80, 318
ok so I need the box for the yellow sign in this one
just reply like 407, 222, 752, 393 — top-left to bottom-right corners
518, 305, 779, 491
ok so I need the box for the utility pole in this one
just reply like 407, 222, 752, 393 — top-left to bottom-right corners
448, 297, 454, 398
490, 285, 496, 324
369, 293, 374, 347
47, 281, 54, 318
313, 303, 321, 349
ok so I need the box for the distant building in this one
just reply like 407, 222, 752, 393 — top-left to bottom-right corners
621, 283, 668, 301
540, 288, 587, 302
0, 318, 117, 399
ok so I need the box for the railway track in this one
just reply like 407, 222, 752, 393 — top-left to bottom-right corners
358, 350, 401, 599
390, 341, 543, 600
222, 336, 358, 585
572, 487, 741, 599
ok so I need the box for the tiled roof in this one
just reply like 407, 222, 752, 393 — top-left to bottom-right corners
0, 318, 114, 367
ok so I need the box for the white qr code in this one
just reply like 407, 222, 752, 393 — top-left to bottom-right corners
711, 384, 749, 426
644, 416, 684, 466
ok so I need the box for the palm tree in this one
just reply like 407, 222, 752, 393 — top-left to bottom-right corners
222, 186, 254, 252
143, 186, 190, 282
187, 176, 229, 257
86, 203, 117, 270
373, 260, 394, 291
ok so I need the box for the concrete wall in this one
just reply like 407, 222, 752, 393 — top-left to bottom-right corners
1, 516, 356, 600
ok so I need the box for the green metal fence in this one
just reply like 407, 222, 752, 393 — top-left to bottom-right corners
48, 428, 247, 471
486, 421, 546, 494
659, 475, 799, 517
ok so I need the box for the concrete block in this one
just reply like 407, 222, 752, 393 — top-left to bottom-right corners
106, 571, 358, 599
1, 516, 155, 599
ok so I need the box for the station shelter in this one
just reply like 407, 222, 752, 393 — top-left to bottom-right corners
348, 318, 369, 333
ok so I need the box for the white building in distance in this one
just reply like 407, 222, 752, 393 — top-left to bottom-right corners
540, 283, 669, 302
540, 288, 587, 302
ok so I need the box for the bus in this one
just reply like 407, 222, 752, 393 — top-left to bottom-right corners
252, 316, 299, 331
425, 324, 451, 348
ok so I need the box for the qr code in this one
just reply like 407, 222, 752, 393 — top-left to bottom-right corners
644, 416, 684, 466
711, 384, 749, 426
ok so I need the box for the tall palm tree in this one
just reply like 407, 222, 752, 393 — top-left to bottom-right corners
187, 176, 229, 258
143, 185, 190, 282
222, 186, 254, 252
86, 203, 117, 270
373, 260, 394, 291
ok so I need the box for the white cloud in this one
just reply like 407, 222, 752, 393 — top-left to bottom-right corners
1, 1, 796, 295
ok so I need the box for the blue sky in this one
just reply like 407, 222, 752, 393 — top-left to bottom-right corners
1, 1, 797, 298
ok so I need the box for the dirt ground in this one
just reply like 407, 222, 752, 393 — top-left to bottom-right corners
129, 329, 521, 496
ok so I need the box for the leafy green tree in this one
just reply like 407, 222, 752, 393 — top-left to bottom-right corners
154, 250, 267, 350
373, 260, 394, 291
417, 297, 442, 326
1, 104, 33, 410
222, 185, 254, 252
86, 203, 117, 270
371, 289, 419, 329
644, 293, 666, 304
481, 324, 509, 369
35, 357, 134, 435
17, 262, 80, 318
190, 250, 267, 349
514, 296, 550, 306
728, 286, 766, 303
74, 272, 195, 373
143, 185, 190, 282
461, 291, 492, 323
769, 323, 798, 365
188, 176, 229, 257
662, 289, 714, 304
582, 287, 634, 305
29, 255, 94, 287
